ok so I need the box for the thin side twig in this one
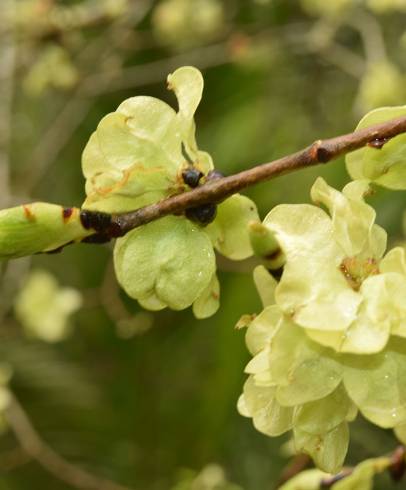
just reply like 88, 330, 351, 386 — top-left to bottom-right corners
0, 446, 31, 472
5, 392, 134, 490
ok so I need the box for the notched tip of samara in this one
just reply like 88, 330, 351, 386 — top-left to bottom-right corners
235, 314, 255, 329
166, 79, 174, 91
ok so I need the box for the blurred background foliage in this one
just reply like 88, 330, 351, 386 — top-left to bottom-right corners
0, 0, 406, 488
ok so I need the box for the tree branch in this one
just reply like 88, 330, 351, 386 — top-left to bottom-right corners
80, 114, 406, 239
5, 392, 134, 490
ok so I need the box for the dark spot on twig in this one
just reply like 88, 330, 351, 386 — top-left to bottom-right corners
80, 209, 127, 240
80, 210, 124, 239
80, 210, 112, 231
309, 141, 331, 163
62, 207, 73, 222
316, 147, 332, 163
368, 137, 391, 149
109, 216, 127, 237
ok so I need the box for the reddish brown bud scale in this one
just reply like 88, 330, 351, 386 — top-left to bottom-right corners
62, 207, 73, 222
23, 205, 36, 221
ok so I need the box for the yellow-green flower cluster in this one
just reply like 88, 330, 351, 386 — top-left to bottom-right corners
265, 177, 406, 354
82, 66, 258, 317
239, 177, 406, 473
239, 272, 353, 474
15, 270, 82, 342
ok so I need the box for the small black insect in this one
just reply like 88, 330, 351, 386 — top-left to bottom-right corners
185, 203, 217, 226
80, 210, 112, 231
182, 167, 204, 188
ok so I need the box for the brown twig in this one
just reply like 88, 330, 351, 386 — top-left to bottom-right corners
5, 392, 134, 490
0, 446, 31, 472
79, 114, 406, 239
320, 446, 406, 488
319, 468, 354, 488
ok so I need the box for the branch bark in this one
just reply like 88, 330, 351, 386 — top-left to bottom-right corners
80, 114, 406, 238
5, 393, 134, 490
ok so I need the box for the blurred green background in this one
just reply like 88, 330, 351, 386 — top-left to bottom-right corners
0, 0, 406, 488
